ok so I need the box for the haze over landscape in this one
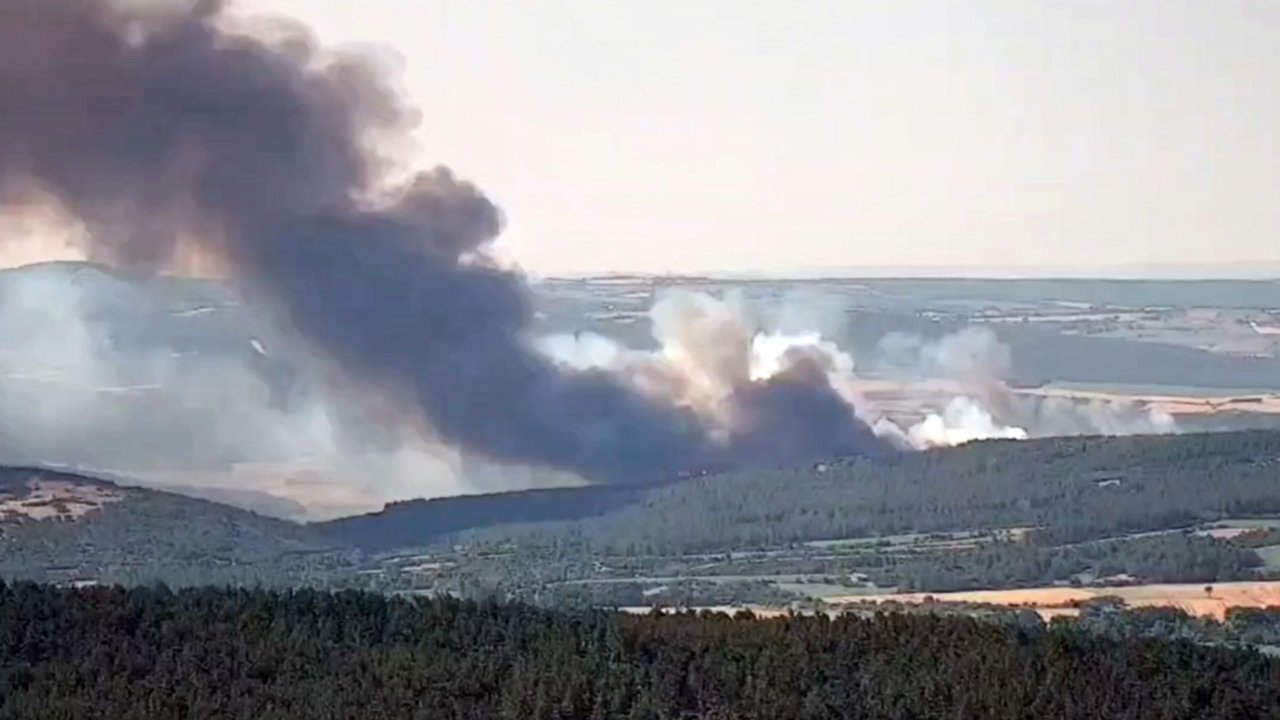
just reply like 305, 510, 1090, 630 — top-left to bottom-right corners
0, 1, 1279, 717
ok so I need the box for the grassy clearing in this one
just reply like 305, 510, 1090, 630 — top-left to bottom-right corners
1254, 545, 1280, 571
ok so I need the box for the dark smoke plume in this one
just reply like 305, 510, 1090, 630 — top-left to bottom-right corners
0, 0, 887, 482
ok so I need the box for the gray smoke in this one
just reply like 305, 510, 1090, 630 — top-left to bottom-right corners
0, 262, 574, 519
0, 0, 886, 485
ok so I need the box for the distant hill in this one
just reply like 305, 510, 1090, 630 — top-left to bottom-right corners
0, 467, 352, 587
320, 431, 1280, 554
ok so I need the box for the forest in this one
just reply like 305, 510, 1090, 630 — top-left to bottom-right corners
311, 431, 1280, 607
2, 580, 1279, 720
327, 430, 1280, 553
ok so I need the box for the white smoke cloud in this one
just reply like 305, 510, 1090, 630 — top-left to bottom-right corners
906, 397, 1028, 449
537, 297, 1182, 453
536, 290, 873, 442
873, 326, 1179, 446
876, 326, 1013, 384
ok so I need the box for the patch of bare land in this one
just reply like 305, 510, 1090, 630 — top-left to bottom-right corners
829, 581, 1280, 621
1194, 527, 1255, 540
0, 475, 122, 522
855, 377, 1280, 421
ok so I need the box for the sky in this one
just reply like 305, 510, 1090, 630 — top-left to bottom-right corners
230, 0, 1280, 277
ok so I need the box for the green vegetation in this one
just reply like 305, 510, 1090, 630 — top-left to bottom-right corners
1070, 601, 1280, 650
383, 530, 1272, 609
843, 532, 1265, 593
5, 432, 1280, 606
307, 432, 1280, 605
2, 580, 1278, 719
2, 431, 1280, 608
330, 431, 1280, 554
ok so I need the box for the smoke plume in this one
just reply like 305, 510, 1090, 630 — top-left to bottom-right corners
0, 0, 887, 485
541, 300, 1182, 456
538, 291, 881, 465
873, 327, 1178, 447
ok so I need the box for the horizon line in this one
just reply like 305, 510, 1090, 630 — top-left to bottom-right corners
538, 260, 1280, 282
6, 258, 1279, 283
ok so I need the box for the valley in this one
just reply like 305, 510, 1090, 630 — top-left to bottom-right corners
4, 431, 1279, 628
2, 266, 1280, 664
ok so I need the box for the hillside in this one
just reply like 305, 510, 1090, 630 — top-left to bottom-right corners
315, 431, 1280, 606
322, 430, 1280, 554
5, 432, 1280, 602
0, 467, 352, 587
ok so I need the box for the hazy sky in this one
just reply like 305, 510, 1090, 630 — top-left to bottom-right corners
239, 0, 1280, 276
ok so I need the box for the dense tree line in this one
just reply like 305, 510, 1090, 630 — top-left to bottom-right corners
1, 580, 1279, 719
1072, 602, 1280, 650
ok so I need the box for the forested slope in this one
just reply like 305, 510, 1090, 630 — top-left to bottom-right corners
325, 431, 1280, 554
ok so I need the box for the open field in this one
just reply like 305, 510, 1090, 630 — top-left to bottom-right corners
829, 580, 1280, 620
1255, 546, 1280, 572
1211, 518, 1280, 530
0, 476, 122, 522
1195, 528, 1256, 540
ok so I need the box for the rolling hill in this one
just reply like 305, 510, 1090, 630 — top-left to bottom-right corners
0, 467, 351, 587
2, 431, 1279, 599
